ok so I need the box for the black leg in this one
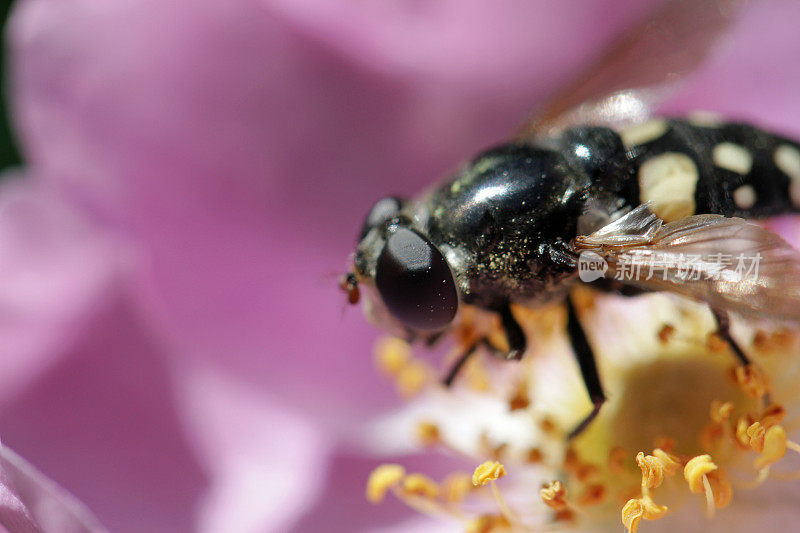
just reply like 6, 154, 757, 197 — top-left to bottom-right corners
566, 297, 606, 439
442, 340, 479, 387
499, 304, 527, 360
710, 308, 750, 366
710, 307, 773, 405
424, 330, 445, 348
442, 304, 528, 386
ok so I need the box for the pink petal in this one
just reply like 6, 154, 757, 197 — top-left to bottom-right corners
663, 0, 800, 137
174, 365, 329, 533
7, 0, 665, 426
0, 445, 107, 533
0, 294, 209, 532
0, 178, 120, 408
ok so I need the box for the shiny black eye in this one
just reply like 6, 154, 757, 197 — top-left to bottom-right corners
359, 197, 404, 240
375, 228, 458, 331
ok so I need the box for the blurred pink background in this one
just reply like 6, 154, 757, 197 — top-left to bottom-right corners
0, 0, 798, 531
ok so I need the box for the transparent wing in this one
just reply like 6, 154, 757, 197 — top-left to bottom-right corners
517, 0, 743, 140
574, 205, 800, 323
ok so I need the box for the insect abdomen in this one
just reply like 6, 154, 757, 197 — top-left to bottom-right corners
621, 117, 800, 220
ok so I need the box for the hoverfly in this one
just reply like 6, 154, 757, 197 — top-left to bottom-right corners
341, 0, 800, 437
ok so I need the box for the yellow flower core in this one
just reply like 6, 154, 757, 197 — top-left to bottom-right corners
366, 293, 800, 531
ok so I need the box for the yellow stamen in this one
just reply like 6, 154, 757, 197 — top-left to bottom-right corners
464, 356, 492, 392
685, 460, 733, 517
636, 452, 664, 489
746, 422, 766, 453
508, 381, 530, 411
539, 417, 557, 434
760, 404, 786, 428
472, 461, 518, 527
374, 337, 411, 377
762, 412, 783, 431
622, 498, 644, 533
735, 465, 771, 489
540, 480, 568, 511
706, 332, 728, 353
526, 447, 543, 463
734, 364, 769, 399
710, 400, 734, 423
441, 473, 473, 504
575, 463, 600, 482
366, 464, 405, 504
701, 473, 715, 517
465, 514, 511, 533
700, 422, 724, 450
577, 483, 606, 506
472, 461, 506, 486
402, 473, 439, 499
652, 448, 681, 475
414, 420, 441, 447
752, 328, 796, 354
735, 417, 753, 448
640, 494, 668, 520
684, 455, 718, 493
653, 436, 676, 453
608, 446, 628, 474
658, 323, 676, 344
489, 481, 518, 527
706, 468, 733, 513
754, 425, 788, 469
396, 359, 431, 396
554, 509, 575, 523
563, 447, 579, 470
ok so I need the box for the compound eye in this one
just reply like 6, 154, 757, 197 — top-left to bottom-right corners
359, 197, 404, 240
375, 228, 458, 331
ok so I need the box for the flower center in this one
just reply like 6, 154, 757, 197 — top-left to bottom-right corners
602, 355, 757, 458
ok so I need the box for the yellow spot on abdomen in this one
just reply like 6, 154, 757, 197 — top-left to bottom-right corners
620, 119, 668, 147
775, 144, 800, 207
713, 142, 753, 175
638, 152, 698, 222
